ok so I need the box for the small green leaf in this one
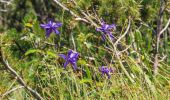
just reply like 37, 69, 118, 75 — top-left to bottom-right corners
46, 51, 57, 58
79, 78, 92, 84
96, 82, 104, 87
25, 49, 43, 56
78, 59, 87, 65
25, 23, 33, 27
85, 66, 91, 78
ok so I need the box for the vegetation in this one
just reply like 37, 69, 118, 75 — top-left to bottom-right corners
0, 0, 170, 99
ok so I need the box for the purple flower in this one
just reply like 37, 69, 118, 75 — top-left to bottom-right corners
59, 50, 79, 70
97, 20, 116, 41
99, 66, 114, 79
40, 20, 62, 37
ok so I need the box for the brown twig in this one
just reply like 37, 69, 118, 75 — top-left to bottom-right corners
0, 48, 44, 100
160, 18, 170, 36
0, 0, 13, 5
0, 86, 24, 99
113, 44, 135, 83
53, 0, 89, 23
115, 19, 131, 45
53, 0, 98, 27
153, 0, 165, 75
117, 44, 132, 55
71, 32, 76, 51
0, 0, 13, 12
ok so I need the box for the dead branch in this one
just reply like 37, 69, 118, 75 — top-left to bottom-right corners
115, 19, 131, 45
160, 18, 170, 36
53, 0, 98, 27
0, 48, 44, 100
153, 0, 165, 75
53, 0, 89, 23
0, 86, 24, 99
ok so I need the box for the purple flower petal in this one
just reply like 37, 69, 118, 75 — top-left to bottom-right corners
40, 24, 50, 28
68, 50, 73, 56
101, 20, 105, 25
96, 28, 100, 32
110, 68, 114, 73
46, 29, 52, 37
99, 66, 113, 79
64, 60, 69, 69
53, 29, 60, 34
70, 52, 79, 59
54, 22, 62, 27
108, 33, 114, 40
48, 20, 52, 25
71, 63, 78, 70
59, 54, 67, 60
110, 24, 116, 30
101, 34, 106, 41
103, 24, 109, 30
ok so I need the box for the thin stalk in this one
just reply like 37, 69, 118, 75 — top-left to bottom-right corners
154, 0, 165, 75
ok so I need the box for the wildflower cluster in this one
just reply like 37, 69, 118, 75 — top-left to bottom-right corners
40, 20, 115, 79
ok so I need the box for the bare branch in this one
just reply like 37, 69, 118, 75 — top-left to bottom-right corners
53, 0, 89, 23
80, 11, 98, 27
52, 0, 98, 27
0, 9, 7, 12
159, 18, 170, 35
159, 55, 167, 62
114, 19, 131, 45
71, 32, 76, 51
0, 86, 24, 99
0, 49, 44, 100
113, 45, 135, 83
0, 0, 13, 12
0, 0, 13, 5
153, 0, 165, 75
117, 44, 132, 55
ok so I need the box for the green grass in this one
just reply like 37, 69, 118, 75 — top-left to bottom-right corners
0, 0, 170, 99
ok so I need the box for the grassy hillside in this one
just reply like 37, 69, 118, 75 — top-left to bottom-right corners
0, 0, 170, 99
